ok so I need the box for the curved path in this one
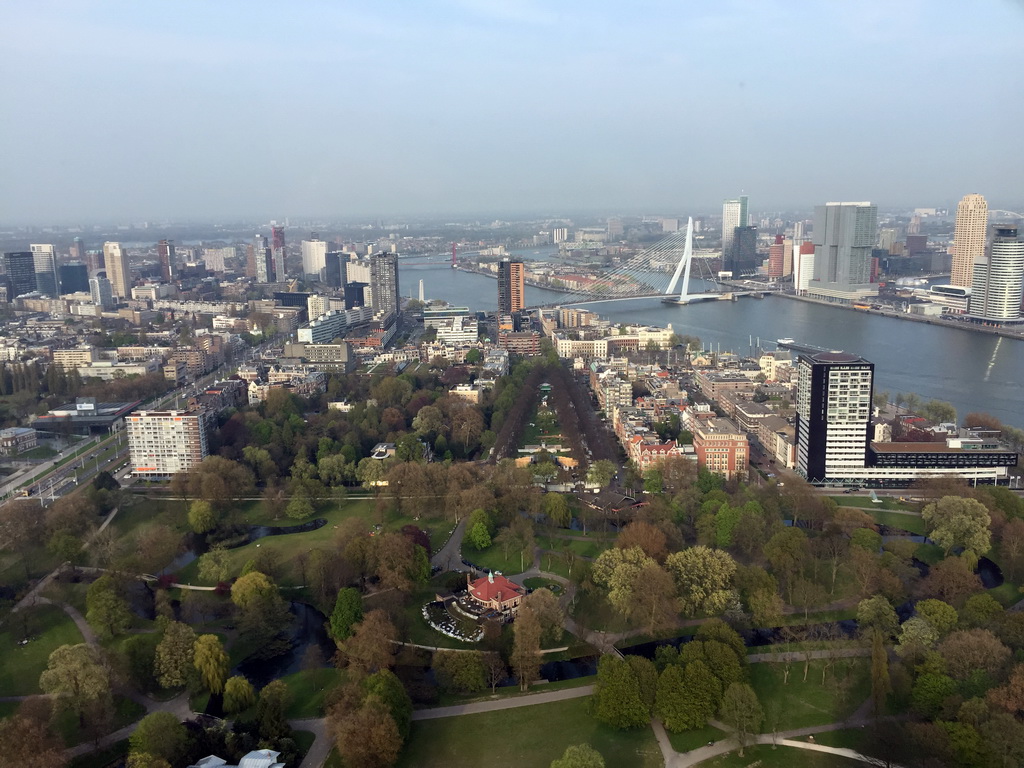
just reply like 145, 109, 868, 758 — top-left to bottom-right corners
431, 517, 467, 572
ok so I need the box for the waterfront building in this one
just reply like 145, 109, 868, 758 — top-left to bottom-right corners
969, 226, 1023, 324
301, 237, 327, 280
807, 202, 878, 303
497, 259, 525, 314
767, 235, 785, 279
726, 226, 758, 276
30, 243, 58, 296
369, 252, 400, 320
157, 239, 176, 282
796, 351, 875, 483
3, 251, 37, 297
104, 242, 132, 299
793, 242, 815, 293
722, 196, 748, 254
126, 408, 211, 477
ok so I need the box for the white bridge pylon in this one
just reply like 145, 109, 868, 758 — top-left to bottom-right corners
664, 216, 694, 300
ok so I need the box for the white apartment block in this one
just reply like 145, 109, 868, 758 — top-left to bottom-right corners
126, 408, 211, 477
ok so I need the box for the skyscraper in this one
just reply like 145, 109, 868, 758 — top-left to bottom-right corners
30, 244, 58, 296
89, 276, 114, 309
157, 239, 176, 283
796, 351, 874, 483
809, 202, 878, 301
271, 226, 286, 280
104, 242, 131, 299
497, 259, 525, 314
251, 234, 273, 283
2, 251, 37, 297
301, 237, 327, 280
951, 193, 988, 288
767, 235, 785, 279
369, 252, 400, 320
324, 252, 347, 288
726, 226, 757, 276
70, 237, 86, 262
970, 226, 1023, 324
59, 262, 89, 294
722, 196, 748, 254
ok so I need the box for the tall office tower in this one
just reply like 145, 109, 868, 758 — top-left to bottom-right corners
951, 193, 988, 288
497, 259, 525, 314
369, 252, 400, 320
793, 220, 806, 243
725, 226, 757, 276
89, 276, 114, 309
30, 244, 58, 296
795, 351, 874, 483
878, 228, 900, 255
156, 239, 176, 282
70, 237, 86, 262
2, 251, 37, 297
301, 237, 327, 280
59, 262, 89, 294
271, 226, 286, 280
782, 238, 794, 277
970, 226, 1024, 323
324, 252, 347, 288
793, 242, 815, 293
104, 242, 131, 298
908, 214, 922, 235
126, 408, 211, 477
767, 235, 785, 279
552, 227, 570, 244
722, 195, 748, 253
307, 295, 330, 321
606, 217, 624, 239
810, 202, 877, 296
251, 234, 272, 283
418, 279, 425, 302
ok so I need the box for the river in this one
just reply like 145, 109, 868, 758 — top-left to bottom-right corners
400, 249, 1024, 430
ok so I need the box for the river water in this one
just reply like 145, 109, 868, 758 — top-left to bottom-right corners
402, 248, 1024, 430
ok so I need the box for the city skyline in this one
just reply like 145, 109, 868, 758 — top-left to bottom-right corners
2, 1, 1023, 223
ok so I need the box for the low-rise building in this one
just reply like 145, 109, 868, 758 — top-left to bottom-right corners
0, 427, 37, 455
692, 417, 749, 481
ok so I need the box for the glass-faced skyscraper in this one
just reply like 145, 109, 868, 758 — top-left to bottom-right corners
796, 351, 874, 484
369, 252, 400, 320
721, 196, 748, 254
3, 251, 37, 297
809, 202, 877, 300
497, 259, 525, 314
970, 226, 1023, 324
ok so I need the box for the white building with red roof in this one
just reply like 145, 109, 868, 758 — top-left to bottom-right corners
466, 571, 525, 615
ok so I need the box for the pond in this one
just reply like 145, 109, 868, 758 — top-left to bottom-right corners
234, 601, 335, 689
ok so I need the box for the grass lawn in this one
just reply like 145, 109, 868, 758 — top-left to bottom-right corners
868, 509, 926, 535
540, 535, 609, 560
523, 577, 564, 593
293, 729, 316, 757
537, 551, 572, 579
749, 659, 870, 732
396, 696, 663, 768
468, 541, 532, 576
987, 582, 1023, 607
113, 497, 191, 542
281, 668, 347, 719
0, 603, 85, 695
830, 496, 918, 512
694, 744, 863, 767
54, 694, 145, 747
324, 748, 343, 768
666, 723, 727, 753
914, 543, 944, 566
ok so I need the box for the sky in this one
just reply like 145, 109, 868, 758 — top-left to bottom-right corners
2, 0, 1023, 223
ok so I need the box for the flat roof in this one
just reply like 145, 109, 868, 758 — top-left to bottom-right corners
871, 442, 1014, 454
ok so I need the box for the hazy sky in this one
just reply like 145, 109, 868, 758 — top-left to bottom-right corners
3, 0, 1023, 223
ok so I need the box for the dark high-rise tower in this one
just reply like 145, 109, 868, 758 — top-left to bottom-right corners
59, 262, 90, 293
726, 226, 757, 276
497, 259, 525, 314
249, 234, 273, 283
369, 252, 399, 320
271, 226, 286, 281
157, 240, 176, 282
795, 351, 874, 483
2, 251, 37, 297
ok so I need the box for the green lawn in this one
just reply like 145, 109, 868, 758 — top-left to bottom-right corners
829, 496, 917, 512
467, 541, 533, 576
694, 744, 862, 767
282, 667, 347, 719
868, 509, 926, 535
540, 535, 610, 559
0, 603, 85, 695
54, 694, 145, 747
666, 723, 727, 753
749, 659, 870, 731
69, 739, 130, 768
396, 697, 663, 768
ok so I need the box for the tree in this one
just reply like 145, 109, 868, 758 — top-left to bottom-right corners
550, 744, 605, 768
362, 669, 412, 740
656, 660, 721, 732
616, 520, 668, 562
0, 714, 67, 768
485, 652, 506, 693
593, 655, 650, 729
339, 610, 397, 673
960, 592, 1004, 629
718, 683, 763, 756
465, 519, 492, 550
922, 496, 992, 558
286, 488, 315, 520
912, 672, 958, 718
987, 663, 1024, 717
128, 712, 187, 765
256, 679, 293, 741
198, 546, 231, 584
857, 595, 899, 641
329, 587, 363, 642
332, 696, 403, 768
154, 622, 196, 689
665, 546, 737, 617
38, 644, 111, 727
371, 532, 429, 593
85, 575, 132, 640
895, 617, 938, 661
937, 628, 1011, 680
193, 634, 228, 694
0, 500, 46, 578
916, 598, 959, 637
512, 604, 543, 691
433, 649, 486, 694
921, 556, 983, 607
679, 641, 743, 689
870, 630, 891, 716
126, 755, 171, 768
764, 528, 809, 598
223, 675, 256, 714
586, 460, 617, 488
544, 493, 572, 529
187, 500, 216, 534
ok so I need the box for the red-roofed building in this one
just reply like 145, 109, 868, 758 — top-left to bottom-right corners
466, 571, 525, 615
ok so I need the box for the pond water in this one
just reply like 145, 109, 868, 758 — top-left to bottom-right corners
234, 601, 335, 689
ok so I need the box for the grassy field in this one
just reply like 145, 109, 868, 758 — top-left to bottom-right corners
749, 659, 870, 732
694, 744, 863, 767
54, 694, 145, 747
666, 724, 727, 753
0, 603, 85, 695
281, 668, 347, 718
466, 541, 533, 575
396, 697, 663, 768
830, 496, 918, 512
868, 509, 926, 534
69, 739, 129, 768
